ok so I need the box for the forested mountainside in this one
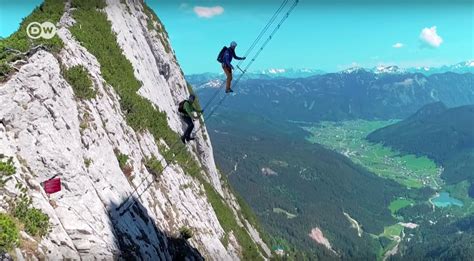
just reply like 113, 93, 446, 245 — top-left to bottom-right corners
207, 112, 435, 259
367, 102, 474, 186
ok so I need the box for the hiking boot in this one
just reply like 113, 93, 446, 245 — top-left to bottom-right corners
225, 88, 234, 93
186, 137, 196, 142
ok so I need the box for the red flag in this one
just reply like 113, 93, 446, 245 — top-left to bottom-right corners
43, 177, 61, 194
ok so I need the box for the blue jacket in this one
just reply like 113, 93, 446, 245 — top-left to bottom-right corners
222, 47, 244, 69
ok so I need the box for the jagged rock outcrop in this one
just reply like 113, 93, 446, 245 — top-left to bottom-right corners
0, 0, 269, 259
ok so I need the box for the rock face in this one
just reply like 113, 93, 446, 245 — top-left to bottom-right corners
308, 228, 337, 255
0, 0, 269, 259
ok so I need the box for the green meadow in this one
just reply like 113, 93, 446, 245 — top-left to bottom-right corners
305, 120, 443, 189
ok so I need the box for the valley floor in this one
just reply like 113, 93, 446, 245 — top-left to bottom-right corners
304, 120, 443, 189
303, 119, 474, 258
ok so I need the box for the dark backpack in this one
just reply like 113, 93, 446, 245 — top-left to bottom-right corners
217, 46, 228, 63
178, 100, 187, 113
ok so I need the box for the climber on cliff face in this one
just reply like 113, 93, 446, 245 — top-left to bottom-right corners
217, 41, 246, 93
178, 94, 203, 144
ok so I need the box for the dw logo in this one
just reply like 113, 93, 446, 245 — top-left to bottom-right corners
26, 22, 57, 39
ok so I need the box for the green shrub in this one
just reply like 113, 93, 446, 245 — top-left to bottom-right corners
115, 150, 132, 177
79, 111, 91, 132
202, 181, 263, 260
115, 152, 129, 170
146, 16, 154, 31
12, 195, 49, 237
221, 233, 230, 247
20, 209, 49, 237
143, 4, 171, 53
179, 226, 194, 240
0, 0, 64, 74
144, 156, 164, 177
0, 213, 19, 253
84, 158, 92, 168
0, 157, 16, 188
235, 193, 271, 257
70, 0, 106, 9
63, 65, 96, 99
143, 4, 164, 34
0, 62, 12, 81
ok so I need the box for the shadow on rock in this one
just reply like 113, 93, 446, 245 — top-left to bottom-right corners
107, 197, 204, 260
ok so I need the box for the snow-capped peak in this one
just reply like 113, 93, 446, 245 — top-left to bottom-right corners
263, 68, 286, 74
374, 65, 404, 74
255, 68, 324, 78
202, 79, 223, 88
342, 66, 365, 74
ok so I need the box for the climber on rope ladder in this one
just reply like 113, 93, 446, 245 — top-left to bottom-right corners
217, 41, 246, 93
178, 94, 203, 144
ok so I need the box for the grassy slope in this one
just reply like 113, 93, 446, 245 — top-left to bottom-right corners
388, 199, 414, 215
68, 0, 263, 258
305, 120, 442, 189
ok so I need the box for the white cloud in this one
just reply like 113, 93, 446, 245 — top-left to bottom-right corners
193, 6, 224, 18
392, 42, 404, 48
419, 26, 443, 48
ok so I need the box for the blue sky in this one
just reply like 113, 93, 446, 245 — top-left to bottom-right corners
149, 0, 473, 74
0, 0, 42, 36
1, 0, 472, 74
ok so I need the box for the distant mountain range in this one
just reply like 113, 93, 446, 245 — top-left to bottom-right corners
406, 60, 474, 75
254, 68, 326, 78
186, 61, 474, 85
186, 68, 326, 88
194, 70, 474, 122
366, 61, 474, 75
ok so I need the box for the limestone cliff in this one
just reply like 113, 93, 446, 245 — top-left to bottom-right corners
0, 0, 269, 259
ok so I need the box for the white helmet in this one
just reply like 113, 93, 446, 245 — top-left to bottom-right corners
230, 41, 237, 48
